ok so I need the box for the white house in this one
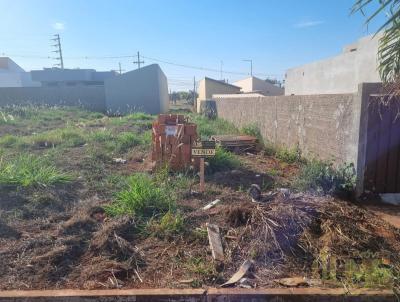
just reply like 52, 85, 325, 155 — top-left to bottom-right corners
196, 77, 241, 112
233, 76, 284, 96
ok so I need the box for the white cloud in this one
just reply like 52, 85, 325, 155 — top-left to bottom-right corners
52, 22, 65, 31
294, 20, 324, 28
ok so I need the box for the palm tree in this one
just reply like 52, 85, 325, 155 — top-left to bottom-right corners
352, 0, 400, 83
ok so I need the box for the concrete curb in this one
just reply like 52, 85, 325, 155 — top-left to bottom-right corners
0, 288, 397, 302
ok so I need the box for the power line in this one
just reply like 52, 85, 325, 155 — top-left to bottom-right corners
141, 54, 280, 78
0, 51, 283, 78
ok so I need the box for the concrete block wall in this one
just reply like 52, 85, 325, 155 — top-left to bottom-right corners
212, 83, 383, 194
213, 93, 357, 165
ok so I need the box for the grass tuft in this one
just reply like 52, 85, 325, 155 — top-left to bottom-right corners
276, 146, 301, 164
147, 211, 185, 239
115, 132, 143, 153
294, 159, 356, 195
0, 154, 73, 187
188, 113, 238, 139
0, 135, 20, 148
105, 173, 175, 218
29, 128, 86, 148
207, 147, 240, 173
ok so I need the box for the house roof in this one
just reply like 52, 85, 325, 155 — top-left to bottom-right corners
204, 77, 241, 89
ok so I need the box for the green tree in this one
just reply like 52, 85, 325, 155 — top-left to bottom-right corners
352, 0, 400, 82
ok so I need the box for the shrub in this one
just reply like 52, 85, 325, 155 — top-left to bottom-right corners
0, 154, 73, 187
105, 173, 174, 218
207, 147, 240, 173
294, 159, 356, 195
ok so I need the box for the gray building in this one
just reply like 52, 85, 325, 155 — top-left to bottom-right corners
0, 59, 169, 115
105, 64, 169, 115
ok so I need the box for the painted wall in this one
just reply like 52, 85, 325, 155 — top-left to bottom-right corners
104, 64, 169, 115
285, 35, 381, 95
0, 86, 106, 111
233, 76, 284, 96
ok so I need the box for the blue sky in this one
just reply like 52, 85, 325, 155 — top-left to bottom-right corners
0, 0, 384, 90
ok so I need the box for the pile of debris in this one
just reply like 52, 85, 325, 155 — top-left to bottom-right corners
200, 190, 400, 289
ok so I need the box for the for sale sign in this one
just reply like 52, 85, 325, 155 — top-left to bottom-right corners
192, 141, 216, 157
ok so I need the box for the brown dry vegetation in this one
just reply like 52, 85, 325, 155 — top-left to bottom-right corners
0, 105, 399, 291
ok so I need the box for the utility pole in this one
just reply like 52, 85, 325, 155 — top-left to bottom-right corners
133, 51, 144, 69
243, 59, 253, 76
193, 76, 196, 109
118, 62, 125, 74
51, 34, 64, 69
220, 60, 223, 81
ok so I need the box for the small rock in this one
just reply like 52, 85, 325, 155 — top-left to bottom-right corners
113, 158, 127, 164
249, 184, 261, 202
279, 188, 291, 197
289, 193, 303, 200
179, 279, 194, 284
239, 278, 253, 289
231, 169, 242, 176
203, 199, 221, 210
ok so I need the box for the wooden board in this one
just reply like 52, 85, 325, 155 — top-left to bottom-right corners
206, 223, 224, 261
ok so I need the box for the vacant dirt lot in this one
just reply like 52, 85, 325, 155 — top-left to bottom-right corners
0, 105, 399, 291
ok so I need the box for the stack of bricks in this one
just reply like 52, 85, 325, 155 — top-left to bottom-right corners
152, 114, 197, 171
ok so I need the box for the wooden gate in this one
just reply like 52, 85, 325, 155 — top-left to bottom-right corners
364, 95, 400, 193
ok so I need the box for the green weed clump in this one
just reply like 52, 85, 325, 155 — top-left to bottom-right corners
294, 159, 356, 195
89, 129, 114, 143
126, 112, 154, 121
147, 211, 185, 239
0, 135, 20, 148
29, 128, 86, 148
276, 146, 301, 164
188, 113, 238, 139
241, 123, 263, 142
0, 154, 73, 187
207, 147, 240, 173
115, 132, 143, 153
105, 173, 175, 218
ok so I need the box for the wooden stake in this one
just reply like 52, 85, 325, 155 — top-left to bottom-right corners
200, 157, 205, 192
